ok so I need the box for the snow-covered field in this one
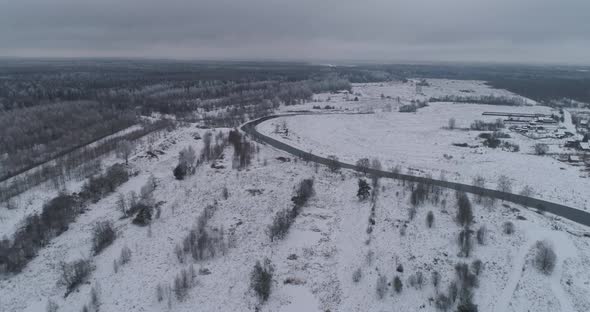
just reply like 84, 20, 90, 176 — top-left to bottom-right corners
2, 79, 590, 312
260, 80, 590, 212
2, 122, 590, 312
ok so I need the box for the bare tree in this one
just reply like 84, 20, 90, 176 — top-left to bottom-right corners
533, 143, 549, 155
497, 175, 512, 193
448, 118, 456, 130
117, 140, 134, 165
534, 240, 556, 275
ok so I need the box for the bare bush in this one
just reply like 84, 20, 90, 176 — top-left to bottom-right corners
393, 275, 403, 293
458, 229, 473, 257
408, 271, 424, 289
427, 211, 435, 228
502, 221, 515, 235
251, 258, 274, 302
356, 158, 370, 175
119, 245, 131, 264
92, 221, 116, 255
448, 118, 456, 129
376, 275, 388, 299
534, 240, 557, 275
432, 270, 440, 289
60, 259, 94, 296
291, 178, 315, 209
519, 185, 534, 197
471, 259, 483, 276
435, 294, 452, 311
269, 209, 293, 241
476, 226, 487, 245
456, 192, 474, 227
534, 143, 549, 155
357, 179, 371, 201
173, 265, 196, 301
497, 175, 512, 193
46, 299, 59, 312
352, 268, 362, 283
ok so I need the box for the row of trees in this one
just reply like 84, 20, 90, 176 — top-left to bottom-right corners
0, 164, 130, 273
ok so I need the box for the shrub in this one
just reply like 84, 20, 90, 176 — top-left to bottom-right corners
457, 302, 479, 312
432, 270, 440, 289
173, 164, 187, 180
156, 284, 164, 302
80, 164, 129, 202
393, 276, 403, 293
534, 143, 549, 155
173, 265, 196, 301
222, 186, 229, 200
426, 211, 434, 228
376, 275, 388, 299
132, 204, 153, 226
356, 158, 370, 174
476, 226, 486, 245
268, 209, 293, 241
46, 300, 59, 312
60, 259, 94, 296
291, 178, 314, 208
408, 207, 417, 221
91, 221, 116, 255
472, 259, 483, 276
534, 240, 557, 275
408, 271, 424, 289
456, 192, 474, 227
448, 118, 456, 129
352, 268, 362, 283
435, 294, 452, 311
251, 258, 274, 302
357, 179, 371, 201
497, 175, 512, 193
448, 281, 458, 303
455, 263, 479, 289
410, 183, 429, 206
120, 245, 132, 265
502, 221, 515, 235
458, 229, 473, 257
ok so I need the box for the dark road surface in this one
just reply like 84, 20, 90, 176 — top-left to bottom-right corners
242, 114, 590, 228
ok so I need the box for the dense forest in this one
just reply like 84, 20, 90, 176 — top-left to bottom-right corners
1, 59, 588, 200
0, 60, 391, 187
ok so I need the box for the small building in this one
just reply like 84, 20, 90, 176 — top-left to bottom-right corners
580, 142, 590, 151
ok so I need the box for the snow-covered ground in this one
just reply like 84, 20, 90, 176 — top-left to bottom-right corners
260, 80, 590, 212
2, 122, 590, 312
280, 79, 537, 113
2, 79, 590, 312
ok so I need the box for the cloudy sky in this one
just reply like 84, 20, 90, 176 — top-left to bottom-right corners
1, 0, 589, 64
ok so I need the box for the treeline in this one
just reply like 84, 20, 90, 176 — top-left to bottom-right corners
0, 119, 174, 203
487, 77, 590, 105
0, 100, 137, 180
429, 95, 528, 106
0, 164, 130, 273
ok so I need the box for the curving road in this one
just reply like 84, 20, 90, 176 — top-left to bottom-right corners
242, 113, 590, 228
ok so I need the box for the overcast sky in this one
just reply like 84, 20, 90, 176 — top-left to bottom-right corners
1, 0, 589, 64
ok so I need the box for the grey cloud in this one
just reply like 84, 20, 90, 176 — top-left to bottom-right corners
1, 0, 589, 64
